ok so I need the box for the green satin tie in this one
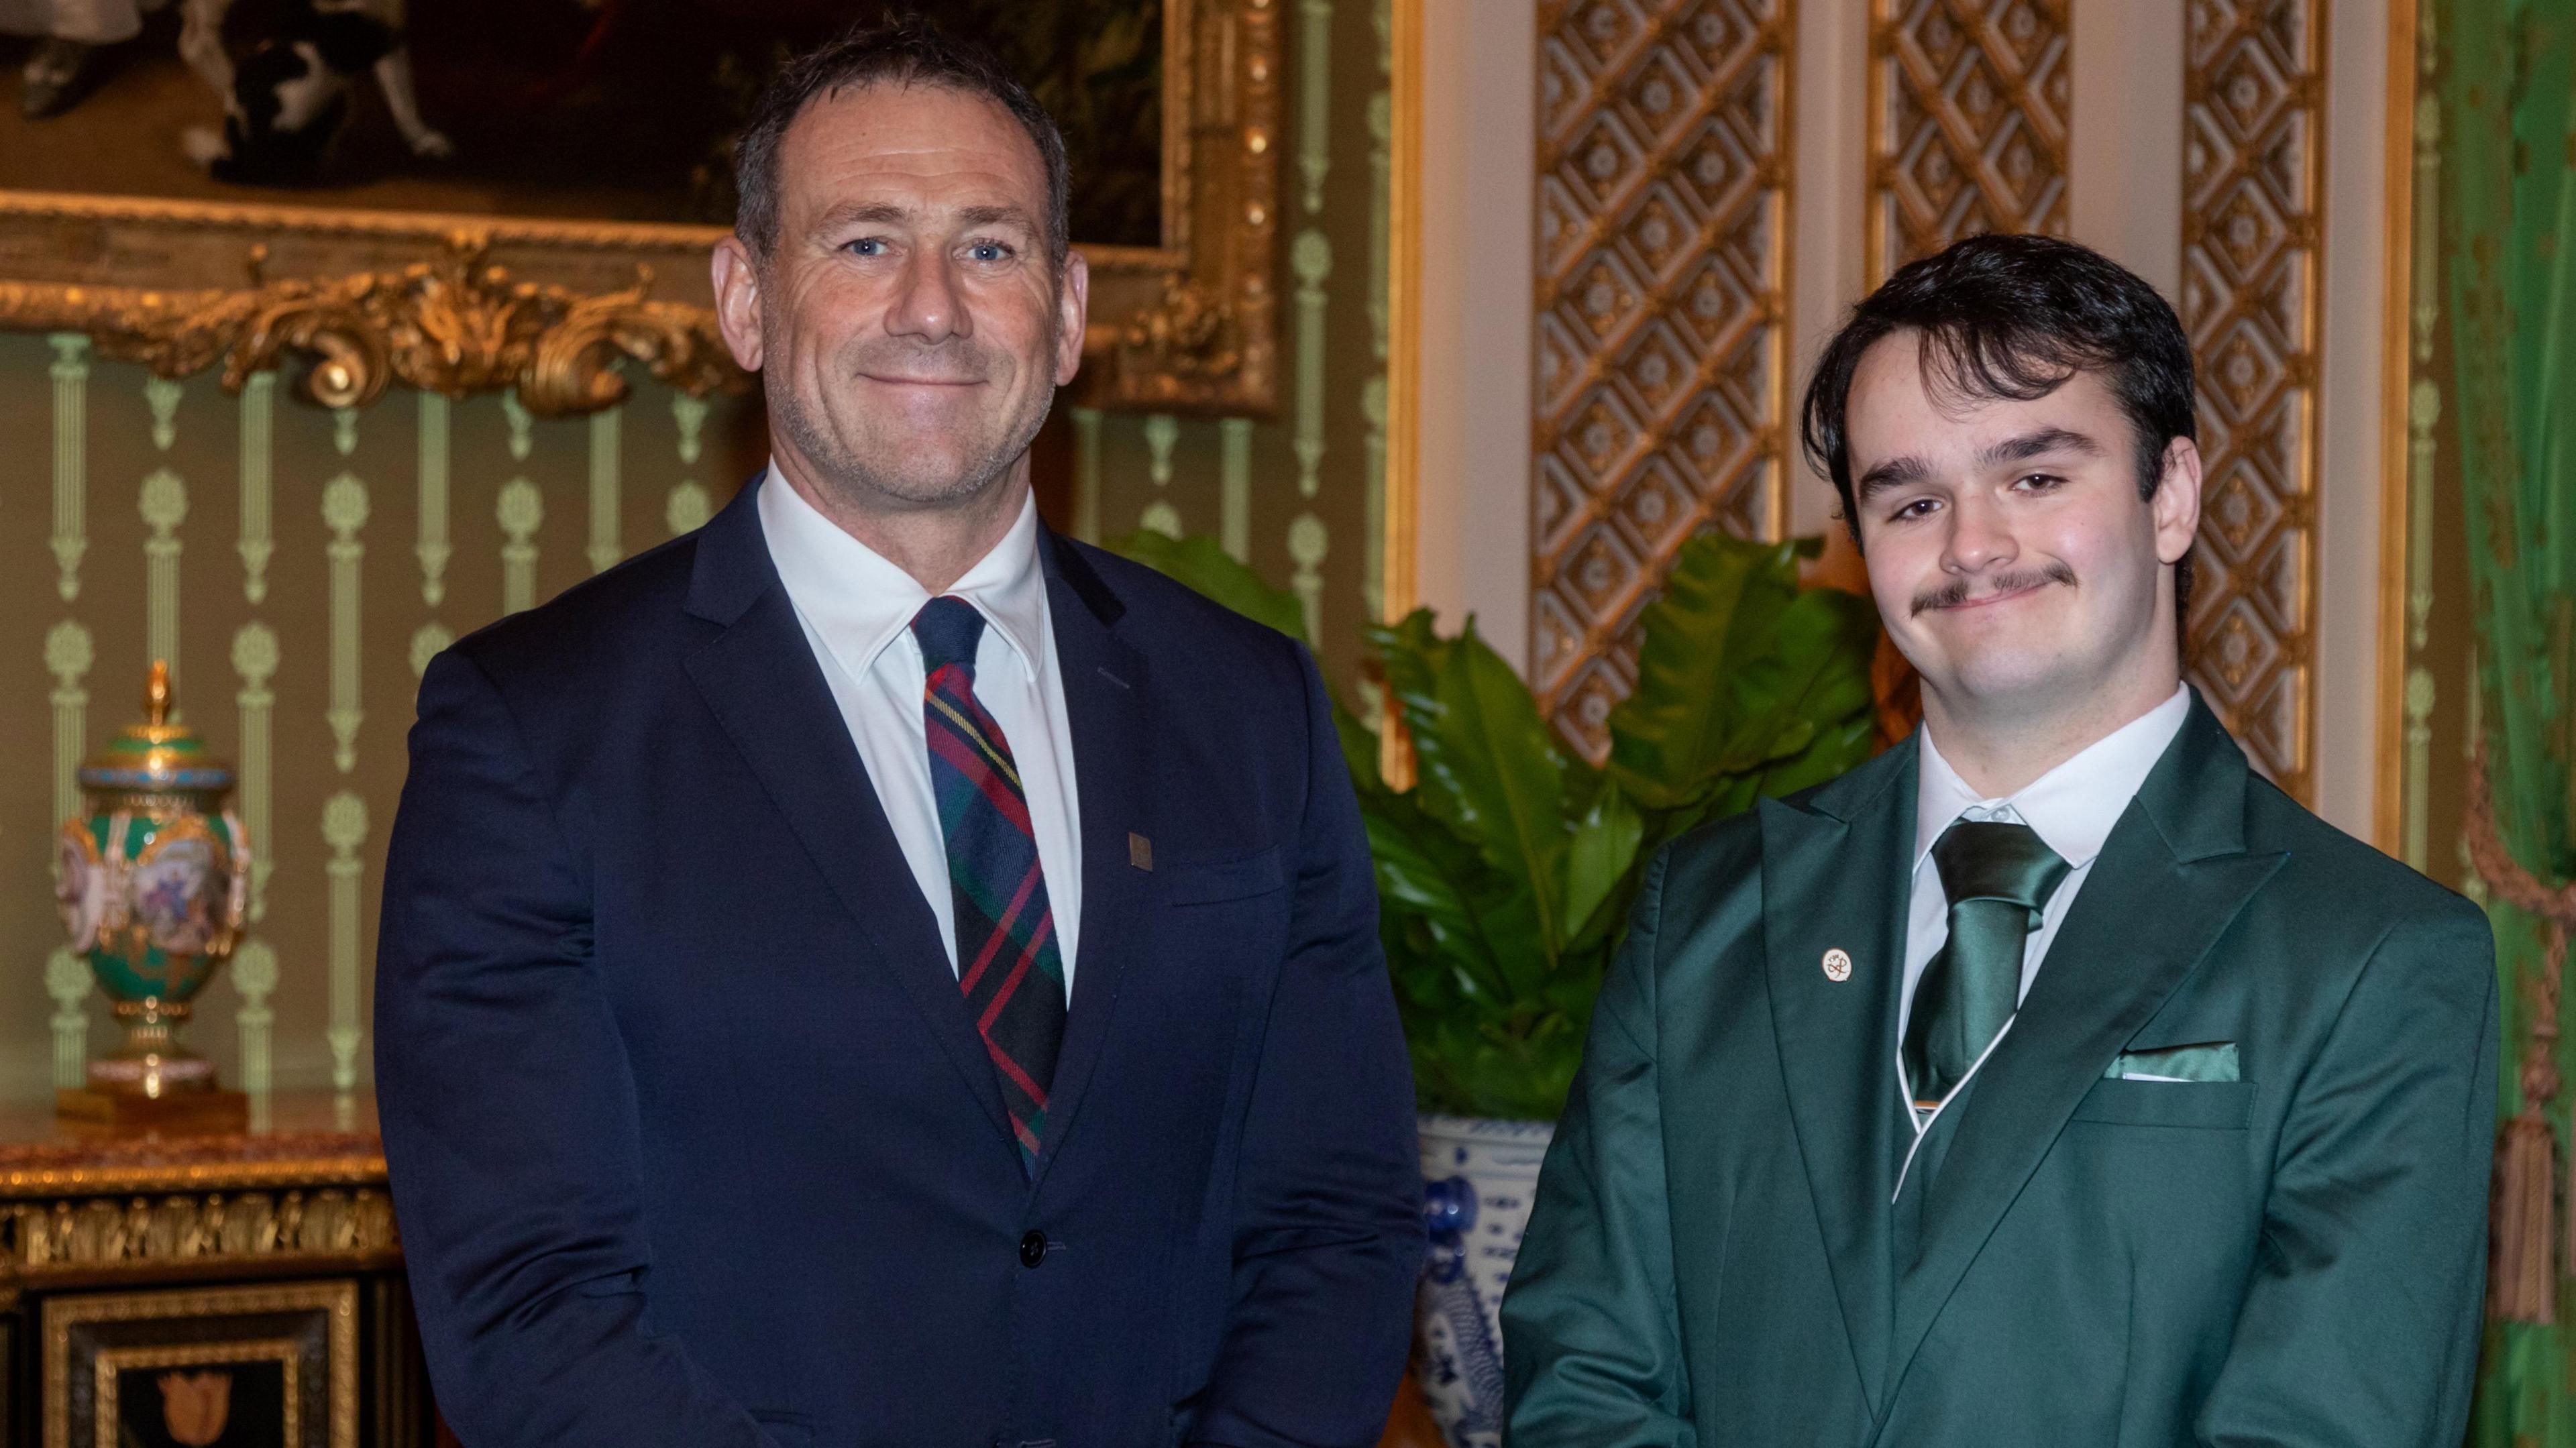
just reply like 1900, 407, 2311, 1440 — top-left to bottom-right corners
1903, 819, 2072, 1111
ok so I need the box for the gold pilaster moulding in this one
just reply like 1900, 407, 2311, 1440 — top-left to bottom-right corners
1866, 0, 2070, 283
0, 0, 1279, 419
1531, 0, 1796, 763
2178, 0, 2325, 804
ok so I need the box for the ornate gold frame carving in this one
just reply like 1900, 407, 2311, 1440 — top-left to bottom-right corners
0, 0, 1278, 419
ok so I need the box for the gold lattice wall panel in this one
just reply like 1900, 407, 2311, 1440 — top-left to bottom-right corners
2180, 0, 2322, 803
1532, 0, 1791, 761
1868, 0, 2070, 281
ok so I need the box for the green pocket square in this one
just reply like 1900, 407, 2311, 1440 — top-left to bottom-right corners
2104, 1041, 2239, 1082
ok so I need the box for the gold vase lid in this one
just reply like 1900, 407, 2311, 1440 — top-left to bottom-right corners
76, 662, 234, 799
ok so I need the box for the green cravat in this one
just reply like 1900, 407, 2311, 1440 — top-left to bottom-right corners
1903, 819, 2072, 1111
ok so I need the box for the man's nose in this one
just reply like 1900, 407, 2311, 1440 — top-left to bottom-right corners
888, 249, 969, 343
1942, 494, 2017, 575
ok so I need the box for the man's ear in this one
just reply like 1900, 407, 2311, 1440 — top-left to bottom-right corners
2151, 435, 2202, 565
1053, 249, 1090, 387
711, 235, 766, 374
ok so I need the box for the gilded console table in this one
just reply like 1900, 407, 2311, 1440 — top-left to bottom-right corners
0, 1091, 434, 1447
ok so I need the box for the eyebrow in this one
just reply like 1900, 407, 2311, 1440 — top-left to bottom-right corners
1853, 426, 2107, 499
1978, 427, 2105, 468
953, 204, 1038, 233
1854, 454, 1929, 498
813, 201, 1037, 234
816, 201, 910, 231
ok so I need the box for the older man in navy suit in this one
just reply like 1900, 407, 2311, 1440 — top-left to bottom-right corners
374, 20, 1424, 1448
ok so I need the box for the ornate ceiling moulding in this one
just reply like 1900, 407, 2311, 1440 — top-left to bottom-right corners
0, 0, 1278, 418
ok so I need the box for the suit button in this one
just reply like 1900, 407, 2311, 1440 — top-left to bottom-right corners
1019, 1229, 1047, 1268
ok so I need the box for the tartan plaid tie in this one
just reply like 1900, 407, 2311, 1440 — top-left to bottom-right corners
912, 596, 1067, 1172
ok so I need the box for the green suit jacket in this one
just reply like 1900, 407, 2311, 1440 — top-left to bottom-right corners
1501, 697, 2498, 1447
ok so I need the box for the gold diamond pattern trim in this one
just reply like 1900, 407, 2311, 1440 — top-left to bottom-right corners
2181, 0, 2321, 802
1868, 0, 2070, 282
1534, 0, 1793, 761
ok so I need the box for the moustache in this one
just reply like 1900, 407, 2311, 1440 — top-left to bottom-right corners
1910, 561, 2077, 617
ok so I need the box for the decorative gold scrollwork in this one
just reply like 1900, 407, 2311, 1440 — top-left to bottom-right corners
0, 234, 745, 419
1119, 278, 1241, 382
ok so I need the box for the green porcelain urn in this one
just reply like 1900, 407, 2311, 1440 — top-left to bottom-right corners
54, 661, 251, 1125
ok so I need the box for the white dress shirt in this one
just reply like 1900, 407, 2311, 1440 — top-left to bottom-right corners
758, 469, 1083, 993
1896, 685, 2191, 1143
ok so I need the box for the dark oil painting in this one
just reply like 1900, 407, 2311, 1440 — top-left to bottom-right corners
0, 1, 1164, 247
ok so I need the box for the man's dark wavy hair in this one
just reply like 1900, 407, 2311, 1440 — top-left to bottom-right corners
732, 14, 1073, 278
1799, 233, 2197, 616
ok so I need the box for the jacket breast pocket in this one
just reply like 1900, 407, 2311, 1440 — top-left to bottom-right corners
2068, 1076, 2255, 1130
1163, 844, 1287, 905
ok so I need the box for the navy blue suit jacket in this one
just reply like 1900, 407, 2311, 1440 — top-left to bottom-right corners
374, 478, 1426, 1448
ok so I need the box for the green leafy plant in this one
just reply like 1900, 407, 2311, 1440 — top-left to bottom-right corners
1112, 528, 1882, 1121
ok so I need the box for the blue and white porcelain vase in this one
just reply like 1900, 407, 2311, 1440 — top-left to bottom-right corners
1413, 1113, 1554, 1447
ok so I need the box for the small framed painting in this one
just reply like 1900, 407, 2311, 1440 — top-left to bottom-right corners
42, 1279, 358, 1448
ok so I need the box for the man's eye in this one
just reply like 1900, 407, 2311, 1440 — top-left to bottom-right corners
847, 238, 885, 257
1890, 497, 1939, 521
967, 241, 1012, 262
2015, 471, 2066, 492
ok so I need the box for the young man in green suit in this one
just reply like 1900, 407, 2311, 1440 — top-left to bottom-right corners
1503, 234, 2499, 1447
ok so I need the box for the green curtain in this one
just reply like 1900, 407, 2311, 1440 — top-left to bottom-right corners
2445, 0, 2576, 1439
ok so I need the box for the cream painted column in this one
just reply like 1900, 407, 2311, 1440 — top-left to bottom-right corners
1786, 0, 1870, 535
2067, 0, 2186, 296
1409, 0, 1534, 671
2313, 0, 2397, 842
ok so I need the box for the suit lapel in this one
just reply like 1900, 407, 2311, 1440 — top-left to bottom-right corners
679, 478, 1015, 1154
1028, 533, 1155, 1189
1884, 698, 2286, 1393
1761, 740, 1915, 1419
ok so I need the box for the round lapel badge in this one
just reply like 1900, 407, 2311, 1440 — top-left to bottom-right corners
1821, 948, 1852, 982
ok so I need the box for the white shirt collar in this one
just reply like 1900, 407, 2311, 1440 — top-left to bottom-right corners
755, 461, 1049, 685
1913, 685, 2192, 871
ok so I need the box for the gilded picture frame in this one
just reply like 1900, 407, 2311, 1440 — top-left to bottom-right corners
0, 0, 1277, 419
41, 1278, 358, 1448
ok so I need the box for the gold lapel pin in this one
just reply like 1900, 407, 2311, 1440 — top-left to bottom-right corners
1129, 832, 1153, 871
1821, 948, 1852, 982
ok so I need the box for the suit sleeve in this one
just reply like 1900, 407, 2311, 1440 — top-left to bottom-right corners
1501, 846, 1699, 1448
2196, 901, 2500, 1448
375, 650, 779, 1448
1189, 644, 1428, 1448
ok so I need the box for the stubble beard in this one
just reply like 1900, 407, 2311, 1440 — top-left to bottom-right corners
773, 315, 1061, 517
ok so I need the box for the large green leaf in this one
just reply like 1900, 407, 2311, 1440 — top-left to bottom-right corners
1371, 610, 1581, 958
1362, 784, 1546, 1011
1108, 529, 1314, 645
1607, 534, 1803, 805
1564, 781, 1643, 944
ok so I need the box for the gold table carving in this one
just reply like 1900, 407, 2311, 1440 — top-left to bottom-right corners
0, 1092, 430, 1447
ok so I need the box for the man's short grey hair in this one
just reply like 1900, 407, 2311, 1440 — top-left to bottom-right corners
732, 15, 1073, 274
